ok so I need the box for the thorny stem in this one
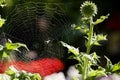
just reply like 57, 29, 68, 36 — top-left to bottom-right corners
82, 17, 94, 80
86, 17, 94, 54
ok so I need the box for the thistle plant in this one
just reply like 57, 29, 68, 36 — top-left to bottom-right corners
80, 1, 97, 18
60, 1, 115, 80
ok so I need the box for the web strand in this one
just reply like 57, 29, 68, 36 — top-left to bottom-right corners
2, 2, 71, 61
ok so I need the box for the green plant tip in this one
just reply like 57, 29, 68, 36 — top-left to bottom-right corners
80, 1, 97, 18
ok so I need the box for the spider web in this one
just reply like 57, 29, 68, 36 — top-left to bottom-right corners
2, 2, 71, 61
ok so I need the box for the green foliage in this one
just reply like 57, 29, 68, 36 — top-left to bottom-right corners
5, 40, 28, 51
91, 34, 107, 46
112, 62, 120, 73
60, 1, 117, 80
0, 40, 28, 60
0, 66, 42, 80
61, 41, 79, 56
87, 66, 106, 79
104, 56, 113, 74
0, 40, 42, 80
0, 17, 5, 28
94, 14, 110, 25
61, 41, 103, 79
73, 77, 79, 80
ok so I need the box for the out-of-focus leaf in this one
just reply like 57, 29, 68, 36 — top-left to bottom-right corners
2, 51, 8, 58
75, 26, 82, 30
6, 69, 15, 75
73, 77, 79, 80
0, 0, 3, 5
6, 40, 28, 51
5, 66, 42, 80
0, 0, 6, 7
112, 62, 120, 73
32, 74, 42, 80
13, 78, 19, 80
0, 18, 5, 28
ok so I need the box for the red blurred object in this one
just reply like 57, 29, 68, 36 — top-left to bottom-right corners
0, 58, 64, 77
0, 62, 6, 73
106, 11, 120, 31
0, 61, 11, 73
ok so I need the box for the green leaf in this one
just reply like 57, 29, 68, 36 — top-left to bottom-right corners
73, 77, 79, 80
94, 14, 110, 25
88, 69, 106, 78
93, 52, 99, 60
91, 34, 107, 46
60, 41, 79, 56
75, 64, 83, 74
6, 42, 19, 50
82, 53, 99, 66
83, 28, 89, 34
2, 51, 8, 58
32, 74, 41, 80
0, 17, 5, 28
112, 62, 120, 73
91, 52, 100, 64
93, 41, 100, 46
97, 34, 107, 41
104, 56, 113, 74
5, 40, 28, 51
6, 69, 15, 75
74, 25, 82, 30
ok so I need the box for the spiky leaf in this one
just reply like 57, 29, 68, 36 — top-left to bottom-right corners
60, 41, 79, 56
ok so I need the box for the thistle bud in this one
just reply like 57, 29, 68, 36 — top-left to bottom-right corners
80, 1, 97, 18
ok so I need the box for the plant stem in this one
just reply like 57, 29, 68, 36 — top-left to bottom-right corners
82, 58, 88, 80
86, 17, 94, 54
82, 17, 94, 80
